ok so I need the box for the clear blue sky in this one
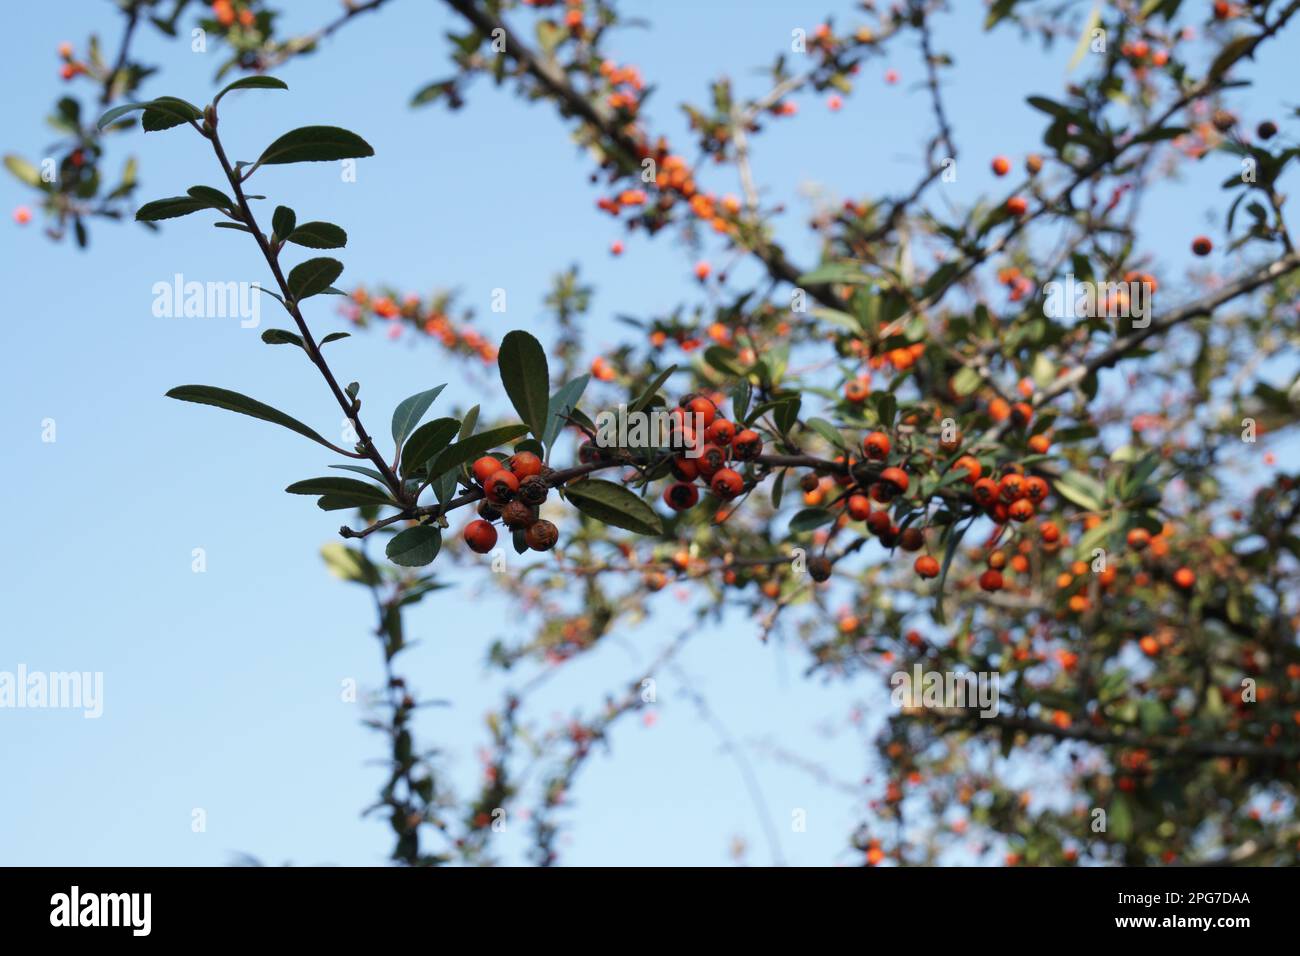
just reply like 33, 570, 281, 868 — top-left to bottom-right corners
2, 1, 1296, 866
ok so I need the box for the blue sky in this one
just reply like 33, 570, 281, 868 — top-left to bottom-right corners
2, 1, 1296, 866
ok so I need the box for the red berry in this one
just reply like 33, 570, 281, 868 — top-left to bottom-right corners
991, 156, 1011, 177
472, 455, 503, 485
1006, 196, 1028, 217
485, 470, 519, 503
464, 519, 498, 554
1173, 567, 1195, 589
710, 468, 744, 500
847, 494, 872, 521
697, 444, 727, 478
915, 555, 940, 578
663, 481, 700, 511
880, 467, 909, 494
706, 418, 736, 446
972, 477, 999, 507
732, 429, 763, 460
685, 395, 718, 428
862, 431, 891, 461
979, 569, 1004, 592
1008, 499, 1035, 522
510, 451, 543, 479
1191, 235, 1212, 256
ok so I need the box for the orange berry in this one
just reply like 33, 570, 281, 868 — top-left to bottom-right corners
914, 555, 940, 578
731, 429, 763, 460
1008, 499, 1035, 522
1139, 635, 1160, 656
979, 569, 1004, 592
509, 451, 543, 479
1191, 235, 1212, 257
863, 431, 891, 460
1126, 528, 1151, 551
844, 379, 870, 403
1005, 196, 1029, 217
880, 467, 909, 495
472, 455, 503, 485
991, 155, 1011, 177
710, 468, 744, 500
847, 494, 872, 521
1027, 434, 1050, 454
464, 519, 498, 554
663, 481, 699, 511
953, 455, 982, 483
988, 397, 1011, 422
1173, 567, 1195, 590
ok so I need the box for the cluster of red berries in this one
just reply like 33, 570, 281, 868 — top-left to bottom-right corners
658, 396, 764, 512
463, 452, 559, 554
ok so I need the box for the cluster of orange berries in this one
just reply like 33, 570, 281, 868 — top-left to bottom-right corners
463, 452, 559, 554
57, 41, 86, 81
655, 396, 764, 512
344, 288, 496, 362
210, 0, 257, 30
1119, 39, 1171, 69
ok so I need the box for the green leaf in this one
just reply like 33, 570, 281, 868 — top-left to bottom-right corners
933, 518, 971, 625
497, 330, 551, 441
272, 205, 296, 238
98, 101, 152, 130
1055, 470, 1106, 512
952, 367, 982, 397
261, 328, 303, 348
400, 416, 459, 477
165, 384, 340, 451
629, 366, 677, 414
287, 221, 347, 249
285, 476, 394, 507
458, 405, 480, 441
788, 508, 835, 533
391, 385, 447, 449
386, 525, 442, 567
1109, 794, 1133, 842
287, 257, 343, 301
258, 126, 375, 165
544, 374, 590, 449
215, 75, 288, 103
564, 479, 663, 536
320, 331, 351, 345
797, 262, 874, 285
320, 542, 380, 586
428, 424, 531, 478
140, 96, 203, 132
136, 195, 223, 221
4, 154, 44, 188
804, 417, 846, 450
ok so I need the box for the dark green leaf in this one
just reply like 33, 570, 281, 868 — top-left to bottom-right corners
285, 476, 394, 507
400, 417, 460, 477
215, 75, 288, 103
287, 257, 343, 301
386, 525, 442, 567
543, 374, 590, 449
497, 330, 551, 441
261, 328, 303, 347
136, 195, 222, 221
141, 96, 203, 132
391, 385, 447, 449
287, 221, 347, 249
428, 424, 531, 478
272, 205, 296, 238
258, 126, 375, 165
564, 478, 663, 536
788, 508, 835, 533
165, 384, 339, 451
